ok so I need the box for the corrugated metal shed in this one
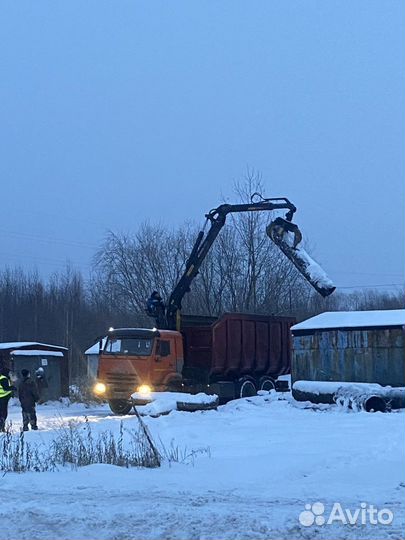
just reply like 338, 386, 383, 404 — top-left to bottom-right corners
0, 342, 69, 399
291, 310, 405, 388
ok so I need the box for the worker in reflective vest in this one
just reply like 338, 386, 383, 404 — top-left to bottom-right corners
0, 367, 13, 432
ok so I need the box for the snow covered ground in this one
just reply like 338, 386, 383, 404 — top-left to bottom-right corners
2, 393, 405, 540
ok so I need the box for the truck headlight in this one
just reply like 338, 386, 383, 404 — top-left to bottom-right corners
93, 382, 106, 395
137, 384, 152, 397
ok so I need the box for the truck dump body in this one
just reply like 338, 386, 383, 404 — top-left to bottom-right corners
181, 313, 295, 383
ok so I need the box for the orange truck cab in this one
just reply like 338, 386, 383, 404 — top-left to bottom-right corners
95, 327, 184, 414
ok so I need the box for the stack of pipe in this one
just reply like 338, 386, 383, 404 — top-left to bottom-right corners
292, 380, 405, 412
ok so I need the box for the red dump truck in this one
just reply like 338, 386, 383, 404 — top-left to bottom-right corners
93, 194, 334, 413
95, 313, 294, 414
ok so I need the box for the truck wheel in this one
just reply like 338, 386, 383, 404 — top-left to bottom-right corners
167, 379, 182, 392
238, 378, 257, 398
259, 377, 276, 392
108, 400, 132, 415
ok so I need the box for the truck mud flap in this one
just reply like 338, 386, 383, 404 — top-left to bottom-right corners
275, 379, 290, 392
210, 381, 236, 401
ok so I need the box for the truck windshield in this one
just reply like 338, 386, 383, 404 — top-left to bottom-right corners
104, 337, 153, 356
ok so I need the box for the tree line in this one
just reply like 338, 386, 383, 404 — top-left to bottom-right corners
1, 175, 403, 381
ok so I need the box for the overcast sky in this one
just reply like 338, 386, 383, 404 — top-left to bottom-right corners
0, 1, 404, 292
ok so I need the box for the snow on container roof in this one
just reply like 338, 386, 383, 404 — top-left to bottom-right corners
0, 342, 67, 351
11, 349, 64, 357
291, 309, 405, 332
85, 338, 106, 356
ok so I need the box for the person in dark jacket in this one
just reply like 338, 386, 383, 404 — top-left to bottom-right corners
146, 291, 166, 327
18, 369, 39, 431
0, 367, 14, 432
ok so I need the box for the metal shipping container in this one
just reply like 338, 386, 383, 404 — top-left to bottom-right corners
291, 310, 405, 388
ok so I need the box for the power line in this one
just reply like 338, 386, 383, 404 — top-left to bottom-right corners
0, 251, 92, 269
338, 283, 404, 290
333, 271, 405, 278
0, 206, 109, 230
0, 229, 99, 250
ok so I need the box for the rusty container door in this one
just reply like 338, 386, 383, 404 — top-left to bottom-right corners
182, 325, 213, 383
240, 320, 256, 374
266, 322, 282, 375
226, 318, 243, 376
254, 322, 270, 374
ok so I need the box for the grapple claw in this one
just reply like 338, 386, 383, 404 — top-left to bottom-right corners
267, 217, 303, 249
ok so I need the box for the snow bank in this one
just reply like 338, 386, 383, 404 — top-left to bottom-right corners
131, 391, 218, 416
3, 396, 405, 539
292, 309, 405, 332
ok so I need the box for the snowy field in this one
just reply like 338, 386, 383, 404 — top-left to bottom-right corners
2, 393, 405, 540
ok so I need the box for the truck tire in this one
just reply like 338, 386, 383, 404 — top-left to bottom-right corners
167, 379, 182, 392
238, 378, 257, 398
108, 399, 132, 415
259, 377, 276, 392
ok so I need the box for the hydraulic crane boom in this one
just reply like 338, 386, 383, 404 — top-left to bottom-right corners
147, 194, 335, 330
